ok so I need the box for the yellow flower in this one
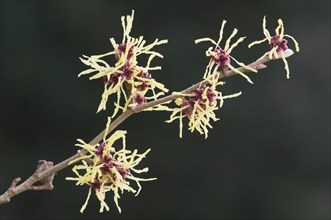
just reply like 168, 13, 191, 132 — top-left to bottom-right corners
166, 74, 241, 139
66, 117, 156, 213
78, 10, 168, 117
248, 16, 300, 78
195, 20, 257, 84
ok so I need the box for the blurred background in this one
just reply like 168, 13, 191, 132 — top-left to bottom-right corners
0, 1, 329, 220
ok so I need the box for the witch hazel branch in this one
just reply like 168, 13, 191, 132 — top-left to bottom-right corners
0, 10, 299, 213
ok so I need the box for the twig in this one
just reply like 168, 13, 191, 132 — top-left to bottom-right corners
0, 50, 292, 205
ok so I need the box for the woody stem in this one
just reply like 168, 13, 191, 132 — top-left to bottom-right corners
0, 50, 291, 205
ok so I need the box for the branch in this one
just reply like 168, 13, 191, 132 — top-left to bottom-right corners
0, 50, 293, 204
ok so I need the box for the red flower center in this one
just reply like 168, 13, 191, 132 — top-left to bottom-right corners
133, 94, 146, 105
182, 86, 217, 116
270, 35, 288, 52
210, 48, 230, 66
117, 44, 135, 59
136, 71, 152, 91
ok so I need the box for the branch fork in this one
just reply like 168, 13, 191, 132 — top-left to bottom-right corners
29, 160, 55, 191
0, 160, 55, 204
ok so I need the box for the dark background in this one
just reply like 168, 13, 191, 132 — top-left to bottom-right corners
0, 1, 330, 220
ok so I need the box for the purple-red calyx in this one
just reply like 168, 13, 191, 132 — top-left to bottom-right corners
137, 71, 152, 91
103, 63, 134, 85
95, 144, 131, 180
134, 93, 146, 105
117, 44, 135, 59
182, 86, 217, 116
270, 35, 288, 51
121, 63, 134, 80
95, 143, 105, 158
210, 48, 230, 66
90, 181, 101, 191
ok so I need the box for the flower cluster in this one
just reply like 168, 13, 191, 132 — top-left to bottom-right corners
66, 118, 156, 213
195, 20, 257, 84
68, 12, 300, 214
248, 16, 300, 78
165, 20, 254, 138
166, 74, 241, 139
78, 10, 168, 117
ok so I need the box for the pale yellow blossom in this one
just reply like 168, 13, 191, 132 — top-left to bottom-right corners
195, 20, 257, 84
78, 10, 168, 117
66, 117, 156, 213
166, 74, 241, 139
248, 16, 300, 78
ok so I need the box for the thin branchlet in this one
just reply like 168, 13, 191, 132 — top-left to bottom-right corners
0, 50, 292, 205
0, 14, 299, 210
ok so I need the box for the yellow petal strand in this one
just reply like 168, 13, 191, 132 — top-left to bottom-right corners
223, 91, 242, 99
202, 122, 209, 139
96, 188, 110, 213
224, 28, 238, 51
284, 34, 300, 52
218, 94, 224, 108
106, 130, 127, 149
279, 19, 284, 39
216, 80, 225, 86
111, 88, 122, 118
151, 91, 166, 101
110, 37, 117, 49
78, 68, 98, 78
280, 51, 290, 79
80, 187, 92, 213
263, 16, 271, 40
113, 191, 122, 214
143, 50, 164, 58
93, 51, 116, 59
137, 39, 168, 55
120, 83, 128, 104
203, 59, 213, 79
269, 47, 276, 60
216, 20, 227, 46
152, 81, 169, 93
89, 68, 116, 80
131, 167, 149, 174
97, 88, 109, 113
195, 37, 217, 46
135, 36, 144, 48
68, 155, 92, 165
166, 109, 182, 123
103, 117, 111, 142
248, 37, 268, 48
230, 55, 257, 73
146, 54, 156, 69
97, 80, 121, 113
127, 175, 157, 182
179, 110, 183, 138
227, 36, 246, 54
126, 10, 135, 36
143, 104, 173, 112
65, 177, 79, 181
121, 16, 127, 43
275, 19, 282, 36
273, 48, 279, 59
227, 63, 254, 84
